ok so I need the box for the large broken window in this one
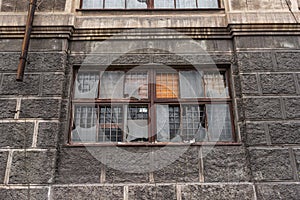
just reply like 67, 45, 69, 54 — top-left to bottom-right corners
71, 67, 234, 144
81, 0, 219, 9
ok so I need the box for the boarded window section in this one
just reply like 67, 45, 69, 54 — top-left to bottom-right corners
124, 72, 148, 99
72, 105, 97, 142
99, 105, 123, 142
74, 72, 99, 99
156, 73, 179, 98
81, 0, 219, 9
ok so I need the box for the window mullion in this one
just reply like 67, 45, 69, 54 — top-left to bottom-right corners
149, 68, 156, 142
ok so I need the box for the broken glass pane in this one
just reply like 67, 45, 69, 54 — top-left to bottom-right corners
99, 71, 124, 99
74, 72, 99, 99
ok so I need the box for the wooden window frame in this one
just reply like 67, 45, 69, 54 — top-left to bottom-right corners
69, 65, 237, 146
79, 0, 221, 10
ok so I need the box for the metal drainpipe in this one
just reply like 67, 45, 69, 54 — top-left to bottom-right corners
16, 0, 37, 81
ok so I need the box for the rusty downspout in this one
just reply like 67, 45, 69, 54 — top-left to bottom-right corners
16, 0, 37, 81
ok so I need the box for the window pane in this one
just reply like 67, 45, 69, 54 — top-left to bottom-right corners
181, 105, 206, 142
82, 0, 103, 8
125, 105, 148, 142
99, 71, 124, 99
156, 73, 179, 98
179, 71, 204, 98
176, 0, 196, 8
74, 72, 99, 99
105, 0, 125, 8
99, 105, 123, 142
154, 0, 175, 8
127, 0, 147, 9
198, 0, 218, 8
72, 105, 97, 142
124, 72, 148, 99
207, 104, 232, 141
204, 72, 228, 98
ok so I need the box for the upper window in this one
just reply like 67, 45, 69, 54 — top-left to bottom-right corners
70, 66, 234, 144
81, 0, 219, 9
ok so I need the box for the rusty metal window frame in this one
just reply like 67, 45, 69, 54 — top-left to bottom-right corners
69, 66, 236, 146
79, 0, 221, 9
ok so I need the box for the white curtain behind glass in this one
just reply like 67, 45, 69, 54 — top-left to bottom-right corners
176, 0, 196, 8
105, 0, 125, 8
179, 71, 204, 98
100, 71, 124, 99
154, 0, 174, 8
198, 0, 218, 8
156, 104, 170, 142
207, 104, 232, 141
127, 0, 147, 8
82, 0, 103, 8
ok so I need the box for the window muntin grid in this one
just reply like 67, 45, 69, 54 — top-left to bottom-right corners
81, 0, 219, 9
156, 72, 179, 99
71, 68, 234, 144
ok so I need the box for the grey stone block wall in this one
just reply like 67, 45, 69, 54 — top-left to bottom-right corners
0, 5, 300, 198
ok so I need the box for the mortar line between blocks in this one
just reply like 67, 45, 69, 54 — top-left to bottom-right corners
280, 97, 287, 120
4, 150, 13, 185
293, 73, 300, 95
176, 184, 182, 200
199, 147, 205, 183
289, 148, 300, 181
14, 98, 21, 120
252, 184, 258, 200
32, 120, 39, 148
123, 185, 128, 200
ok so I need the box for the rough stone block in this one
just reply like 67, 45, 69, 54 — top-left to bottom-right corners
268, 122, 300, 144
181, 184, 255, 200
260, 74, 296, 94
106, 168, 149, 183
276, 52, 300, 71
153, 146, 199, 183
294, 149, 300, 179
233, 75, 242, 98
0, 53, 19, 71
0, 99, 16, 119
245, 122, 267, 146
37, 122, 59, 148
104, 147, 151, 183
9, 151, 56, 184
203, 146, 250, 182
0, 151, 8, 183
243, 98, 282, 120
56, 148, 102, 183
241, 74, 259, 95
237, 52, 273, 72
113, 54, 151, 65
249, 148, 293, 181
256, 184, 300, 200
41, 74, 64, 96
128, 185, 176, 200
284, 98, 300, 119
0, 74, 40, 95
20, 99, 61, 119
51, 186, 123, 200
0, 122, 34, 148
26, 53, 65, 72
0, 188, 48, 200
81, 54, 109, 64
236, 98, 244, 121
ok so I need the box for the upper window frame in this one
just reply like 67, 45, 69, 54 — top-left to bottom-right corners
79, 0, 221, 10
